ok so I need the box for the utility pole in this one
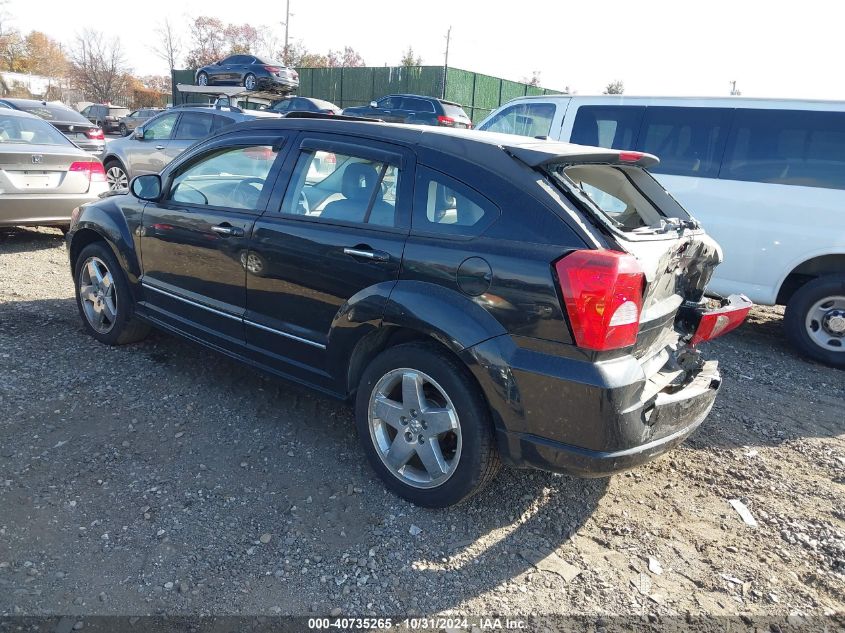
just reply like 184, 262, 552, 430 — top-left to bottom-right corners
442, 25, 451, 98
284, 0, 291, 59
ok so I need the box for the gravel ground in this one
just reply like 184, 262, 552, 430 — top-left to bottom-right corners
1, 226, 843, 625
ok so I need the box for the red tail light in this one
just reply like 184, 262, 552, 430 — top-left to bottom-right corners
555, 249, 644, 351
85, 128, 104, 140
69, 160, 107, 183
264, 66, 281, 73
690, 302, 751, 346
437, 115, 455, 126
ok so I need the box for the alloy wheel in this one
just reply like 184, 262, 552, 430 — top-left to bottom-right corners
106, 165, 128, 191
197, 73, 208, 86
805, 295, 845, 352
244, 74, 256, 90
79, 257, 117, 334
368, 368, 462, 489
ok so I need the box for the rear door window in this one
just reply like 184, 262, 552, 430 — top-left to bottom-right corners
413, 166, 499, 238
401, 97, 435, 113
570, 105, 645, 149
173, 112, 215, 140
636, 107, 732, 178
480, 102, 556, 138
280, 146, 401, 228
720, 109, 845, 190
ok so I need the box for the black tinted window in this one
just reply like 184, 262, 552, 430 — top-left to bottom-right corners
571, 106, 645, 149
721, 109, 845, 190
401, 97, 435, 113
173, 112, 214, 140
637, 107, 732, 178
413, 167, 499, 238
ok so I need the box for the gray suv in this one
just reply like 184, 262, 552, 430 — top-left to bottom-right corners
101, 105, 274, 190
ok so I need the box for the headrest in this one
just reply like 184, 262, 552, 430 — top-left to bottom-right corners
342, 162, 380, 201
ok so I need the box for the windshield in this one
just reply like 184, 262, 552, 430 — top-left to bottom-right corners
18, 103, 88, 124
109, 107, 130, 117
0, 113, 73, 145
549, 163, 691, 232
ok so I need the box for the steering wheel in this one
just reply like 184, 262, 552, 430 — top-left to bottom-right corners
293, 190, 310, 215
230, 178, 265, 208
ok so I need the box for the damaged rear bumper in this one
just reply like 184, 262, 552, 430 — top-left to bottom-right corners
499, 361, 719, 476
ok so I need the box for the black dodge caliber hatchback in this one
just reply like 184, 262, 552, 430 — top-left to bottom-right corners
67, 116, 751, 507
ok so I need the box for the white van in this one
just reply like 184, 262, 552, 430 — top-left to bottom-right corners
477, 96, 845, 368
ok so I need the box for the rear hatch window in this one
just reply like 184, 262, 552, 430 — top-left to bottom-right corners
441, 103, 470, 121
550, 163, 697, 235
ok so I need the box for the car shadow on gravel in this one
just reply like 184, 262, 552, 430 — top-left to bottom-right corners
0, 226, 65, 254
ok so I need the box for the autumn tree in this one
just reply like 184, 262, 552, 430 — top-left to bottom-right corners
520, 70, 541, 87
152, 18, 181, 71
22, 31, 67, 76
224, 23, 261, 55
0, 29, 25, 71
69, 29, 130, 102
400, 46, 422, 67
327, 46, 365, 68
185, 16, 226, 68
603, 80, 624, 94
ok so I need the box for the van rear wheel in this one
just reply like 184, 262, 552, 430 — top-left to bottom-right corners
784, 274, 845, 369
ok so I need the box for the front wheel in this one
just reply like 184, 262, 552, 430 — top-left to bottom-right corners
355, 342, 501, 507
197, 72, 209, 86
119, 123, 128, 136
784, 274, 845, 369
74, 242, 150, 346
104, 160, 128, 191
243, 73, 256, 90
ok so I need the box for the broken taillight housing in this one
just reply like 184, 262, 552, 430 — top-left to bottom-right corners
689, 296, 752, 346
555, 249, 645, 351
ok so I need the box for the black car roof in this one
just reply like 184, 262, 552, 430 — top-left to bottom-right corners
226, 118, 658, 168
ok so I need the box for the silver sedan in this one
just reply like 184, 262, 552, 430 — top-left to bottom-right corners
0, 108, 109, 228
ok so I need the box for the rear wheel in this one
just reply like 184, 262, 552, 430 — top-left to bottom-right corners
243, 73, 256, 90
104, 160, 128, 191
355, 342, 501, 507
197, 72, 209, 86
784, 274, 845, 369
73, 242, 150, 346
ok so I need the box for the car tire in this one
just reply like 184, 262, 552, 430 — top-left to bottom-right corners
354, 342, 501, 508
73, 241, 150, 346
784, 274, 845, 369
243, 73, 256, 91
104, 159, 128, 192
119, 123, 128, 136
197, 72, 209, 86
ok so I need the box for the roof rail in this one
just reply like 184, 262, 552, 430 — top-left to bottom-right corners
172, 102, 244, 114
282, 111, 383, 123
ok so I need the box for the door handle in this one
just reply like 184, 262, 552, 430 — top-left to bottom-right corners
343, 247, 389, 262
211, 224, 244, 237
155, 145, 165, 150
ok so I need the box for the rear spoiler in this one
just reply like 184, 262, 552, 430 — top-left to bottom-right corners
504, 143, 659, 169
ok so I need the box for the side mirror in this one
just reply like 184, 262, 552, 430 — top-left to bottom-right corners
369, 101, 378, 108
133, 128, 145, 140
130, 174, 162, 202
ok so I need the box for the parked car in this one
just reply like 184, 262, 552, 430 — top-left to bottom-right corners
342, 94, 472, 128
118, 108, 164, 136
195, 55, 299, 92
67, 116, 750, 507
80, 104, 131, 134
101, 104, 267, 191
0, 109, 108, 228
0, 98, 105, 156
477, 95, 845, 369
269, 96, 341, 116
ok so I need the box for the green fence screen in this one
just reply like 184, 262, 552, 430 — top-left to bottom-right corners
172, 66, 560, 124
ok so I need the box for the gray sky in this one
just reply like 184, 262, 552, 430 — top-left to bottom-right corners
9, 0, 845, 99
